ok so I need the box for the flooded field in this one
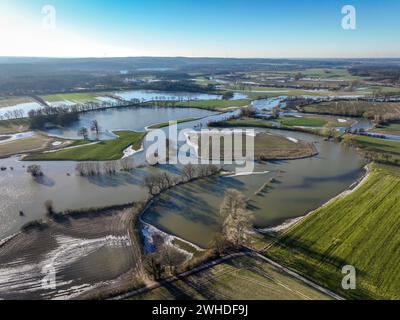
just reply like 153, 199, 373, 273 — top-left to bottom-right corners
0, 102, 43, 119
0, 97, 368, 299
143, 129, 365, 247
114, 90, 221, 102
46, 106, 216, 140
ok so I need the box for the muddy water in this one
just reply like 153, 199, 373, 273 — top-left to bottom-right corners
46, 106, 216, 140
0, 108, 235, 241
0, 102, 367, 299
0, 158, 152, 240
143, 128, 365, 247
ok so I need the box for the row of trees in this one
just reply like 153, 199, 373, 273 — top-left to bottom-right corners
2, 98, 127, 124
75, 158, 135, 176
0, 108, 24, 120
144, 164, 220, 196
215, 189, 254, 251
28, 105, 79, 129
77, 120, 101, 140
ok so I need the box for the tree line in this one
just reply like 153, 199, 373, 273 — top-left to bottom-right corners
75, 158, 135, 176
144, 164, 220, 196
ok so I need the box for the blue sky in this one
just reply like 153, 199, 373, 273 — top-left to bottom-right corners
1, 0, 399, 58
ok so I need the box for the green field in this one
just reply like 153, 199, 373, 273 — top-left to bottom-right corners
344, 134, 400, 156
300, 101, 400, 119
273, 68, 360, 81
210, 117, 275, 128
211, 116, 346, 132
40, 92, 105, 103
277, 116, 328, 127
130, 256, 331, 300
148, 118, 199, 129
373, 122, 400, 135
24, 131, 146, 161
194, 77, 219, 87
265, 164, 400, 300
175, 99, 250, 110
358, 85, 400, 95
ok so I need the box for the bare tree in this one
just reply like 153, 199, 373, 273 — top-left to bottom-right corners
181, 163, 196, 181
240, 106, 257, 118
144, 175, 158, 196
119, 158, 135, 171
27, 165, 43, 177
144, 254, 165, 280
78, 127, 89, 140
44, 200, 55, 217
144, 172, 175, 195
90, 120, 100, 138
219, 189, 253, 248
103, 161, 118, 175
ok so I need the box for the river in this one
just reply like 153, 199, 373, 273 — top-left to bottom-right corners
0, 97, 375, 299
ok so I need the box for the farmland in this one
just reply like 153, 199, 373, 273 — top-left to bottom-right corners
148, 118, 199, 129
265, 164, 400, 300
130, 256, 332, 300
298, 101, 400, 120
175, 99, 250, 110
40, 92, 107, 103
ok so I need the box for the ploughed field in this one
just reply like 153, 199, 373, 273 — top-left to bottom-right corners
265, 164, 400, 300
130, 256, 332, 300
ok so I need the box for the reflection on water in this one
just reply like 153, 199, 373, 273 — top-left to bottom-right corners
0, 101, 367, 248
143, 129, 366, 247
46, 106, 216, 140
115, 90, 221, 102
0, 159, 149, 239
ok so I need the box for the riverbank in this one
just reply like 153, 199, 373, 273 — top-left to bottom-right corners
23, 131, 146, 161
260, 165, 370, 235
263, 163, 400, 300
189, 130, 319, 161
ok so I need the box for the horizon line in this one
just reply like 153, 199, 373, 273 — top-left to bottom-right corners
1, 55, 400, 61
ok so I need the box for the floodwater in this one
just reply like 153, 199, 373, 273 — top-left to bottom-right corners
0, 108, 233, 241
143, 128, 366, 247
115, 90, 221, 102
0, 97, 370, 299
0, 102, 366, 245
46, 106, 216, 140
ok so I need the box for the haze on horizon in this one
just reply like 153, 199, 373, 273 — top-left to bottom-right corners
1, 0, 399, 59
